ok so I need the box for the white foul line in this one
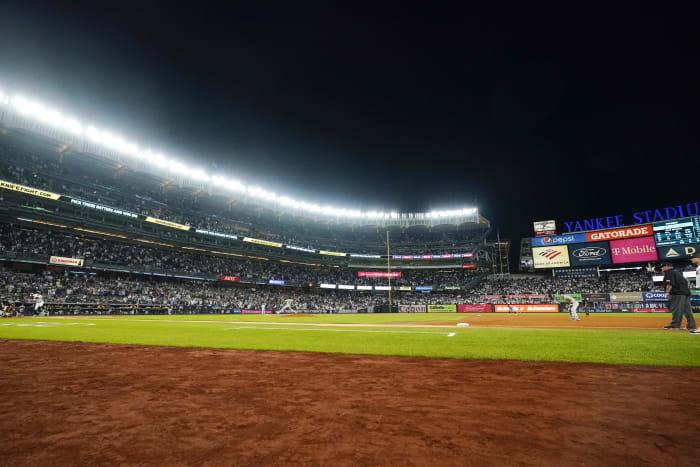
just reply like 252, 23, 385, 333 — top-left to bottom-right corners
222, 326, 453, 336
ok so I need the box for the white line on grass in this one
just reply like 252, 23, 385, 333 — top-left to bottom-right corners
222, 326, 454, 336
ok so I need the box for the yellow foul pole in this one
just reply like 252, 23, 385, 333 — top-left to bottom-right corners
387, 231, 392, 308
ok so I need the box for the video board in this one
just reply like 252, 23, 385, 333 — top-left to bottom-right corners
653, 216, 700, 246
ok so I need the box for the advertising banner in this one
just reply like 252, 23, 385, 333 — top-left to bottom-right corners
71, 199, 139, 218
630, 307, 669, 313
241, 310, 274, 314
319, 250, 347, 257
145, 216, 191, 231
494, 304, 558, 313
243, 237, 283, 248
482, 295, 502, 300
462, 264, 477, 269
568, 241, 611, 266
586, 225, 653, 242
415, 286, 433, 291
49, 256, 84, 267
357, 285, 373, 290
218, 275, 240, 282
642, 292, 668, 301
320, 284, 336, 289
268, 280, 285, 285
458, 304, 492, 313
195, 229, 238, 240
657, 243, 700, 260
608, 292, 643, 302
505, 294, 549, 299
399, 286, 412, 291
610, 236, 658, 264
358, 272, 402, 277
427, 304, 457, 313
531, 233, 587, 247
399, 305, 427, 313
533, 245, 571, 269
581, 293, 610, 302
0, 179, 61, 200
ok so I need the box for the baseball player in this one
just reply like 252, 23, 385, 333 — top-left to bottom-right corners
277, 298, 296, 314
562, 294, 580, 321
32, 292, 45, 316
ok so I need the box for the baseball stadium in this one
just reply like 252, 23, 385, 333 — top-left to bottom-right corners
0, 86, 699, 466
2, 9, 700, 466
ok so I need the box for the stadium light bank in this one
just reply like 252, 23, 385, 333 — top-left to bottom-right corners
0, 86, 478, 224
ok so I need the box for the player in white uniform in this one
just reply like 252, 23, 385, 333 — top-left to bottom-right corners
32, 292, 45, 316
277, 298, 296, 314
562, 295, 580, 321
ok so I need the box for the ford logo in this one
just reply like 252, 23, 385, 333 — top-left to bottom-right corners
573, 247, 606, 258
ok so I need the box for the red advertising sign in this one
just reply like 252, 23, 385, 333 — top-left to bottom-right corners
482, 295, 502, 299
610, 236, 658, 264
631, 308, 669, 313
462, 264, 476, 269
505, 294, 550, 299
49, 256, 84, 267
358, 272, 402, 277
458, 304, 492, 313
494, 304, 559, 313
586, 225, 652, 242
461, 253, 474, 258
218, 275, 240, 282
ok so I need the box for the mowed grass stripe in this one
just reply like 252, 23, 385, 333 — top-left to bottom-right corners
1, 317, 699, 366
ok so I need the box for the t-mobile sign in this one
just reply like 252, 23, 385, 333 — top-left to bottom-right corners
610, 236, 658, 264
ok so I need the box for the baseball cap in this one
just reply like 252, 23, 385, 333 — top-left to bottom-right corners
658, 262, 673, 268
690, 254, 700, 260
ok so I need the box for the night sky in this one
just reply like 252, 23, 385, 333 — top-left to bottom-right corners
1, 6, 697, 244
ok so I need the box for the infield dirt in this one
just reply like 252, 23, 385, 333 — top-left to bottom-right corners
1, 339, 699, 466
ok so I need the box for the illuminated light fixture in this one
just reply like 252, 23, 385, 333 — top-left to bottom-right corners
135, 238, 175, 247
2, 87, 480, 221
210, 250, 246, 257
182, 246, 207, 252
74, 227, 127, 238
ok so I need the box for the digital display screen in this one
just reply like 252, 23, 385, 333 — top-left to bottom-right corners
653, 216, 700, 246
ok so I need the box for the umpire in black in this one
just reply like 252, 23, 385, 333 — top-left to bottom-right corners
660, 262, 696, 330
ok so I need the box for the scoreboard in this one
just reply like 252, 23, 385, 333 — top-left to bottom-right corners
653, 216, 700, 246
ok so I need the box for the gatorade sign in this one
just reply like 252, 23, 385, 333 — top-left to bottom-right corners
586, 225, 652, 242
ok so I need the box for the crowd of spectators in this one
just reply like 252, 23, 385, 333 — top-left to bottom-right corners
0, 150, 486, 255
0, 224, 472, 287
470, 272, 653, 295
0, 269, 470, 313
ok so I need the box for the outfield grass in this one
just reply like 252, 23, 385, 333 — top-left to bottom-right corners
1, 315, 699, 367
